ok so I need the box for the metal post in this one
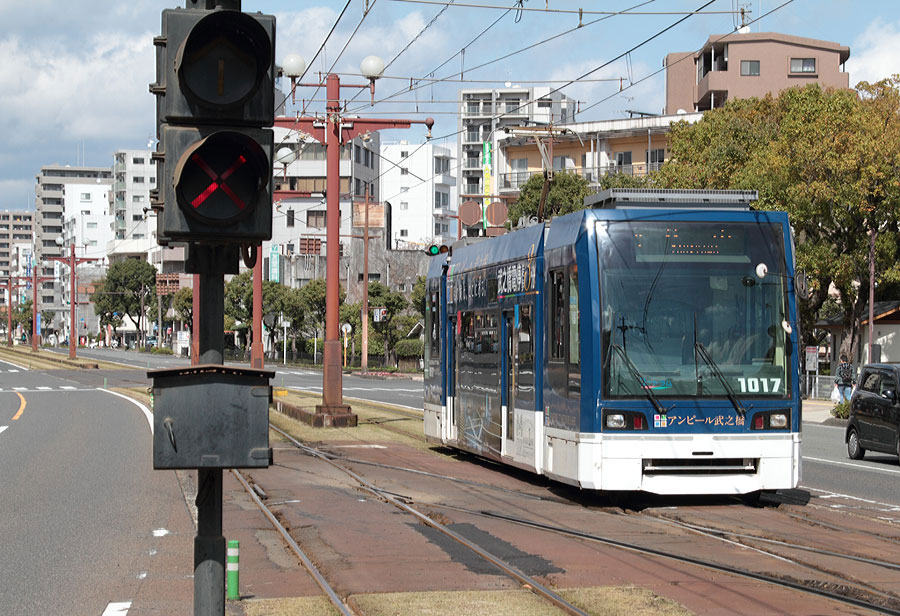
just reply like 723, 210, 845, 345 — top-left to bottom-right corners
192, 274, 200, 365
69, 244, 76, 359
226, 540, 240, 601
194, 245, 225, 616
320, 73, 348, 413
361, 187, 370, 373
251, 245, 264, 368
31, 266, 38, 352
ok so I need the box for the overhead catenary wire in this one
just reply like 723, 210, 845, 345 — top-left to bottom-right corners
390, 0, 744, 15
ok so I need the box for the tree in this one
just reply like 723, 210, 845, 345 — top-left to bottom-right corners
172, 286, 193, 331
657, 81, 900, 358
223, 271, 289, 351
91, 278, 125, 336
98, 260, 157, 346
507, 171, 591, 225
410, 275, 427, 320
367, 281, 408, 366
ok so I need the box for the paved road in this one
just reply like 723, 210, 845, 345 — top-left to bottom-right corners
0, 356, 187, 615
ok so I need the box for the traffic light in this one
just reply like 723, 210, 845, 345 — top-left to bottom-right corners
426, 244, 450, 256
151, 7, 276, 244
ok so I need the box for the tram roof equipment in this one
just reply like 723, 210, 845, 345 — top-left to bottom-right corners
585, 188, 758, 210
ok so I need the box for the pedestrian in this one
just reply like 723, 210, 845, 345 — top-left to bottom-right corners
835, 354, 855, 403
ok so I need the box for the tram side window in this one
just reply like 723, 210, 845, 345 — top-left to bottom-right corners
427, 291, 440, 359
517, 305, 534, 405
549, 268, 580, 399
568, 267, 580, 397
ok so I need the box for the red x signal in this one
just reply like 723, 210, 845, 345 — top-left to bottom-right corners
190, 153, 248, 209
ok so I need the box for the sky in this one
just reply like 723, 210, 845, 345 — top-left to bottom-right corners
0, 0, 898, 209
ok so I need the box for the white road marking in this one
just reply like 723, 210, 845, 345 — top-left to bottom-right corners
805, 486, 900, 511
36, 386, 51, 390
0, 426, 7, 435
331, 444, 388, 449
12, 387, 26, 391
6, 368, 20, 373
0, 357, 27, 370
102, 602, 132, 616
97, 388, 153, 434
60, 386, 76, 390
152, 528, 170, 537
804, 455, 900, 476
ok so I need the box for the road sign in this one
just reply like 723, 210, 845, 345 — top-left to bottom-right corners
341, 322, 352, 335
805, 346, 818, 372
269, 244, 280, 283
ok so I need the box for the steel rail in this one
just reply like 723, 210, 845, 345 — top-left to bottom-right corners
479, 510, 900, 616
230, 470, 355, 616
270, 423, 590, 616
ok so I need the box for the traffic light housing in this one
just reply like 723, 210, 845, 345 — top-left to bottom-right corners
426, 244, 450, 256
151, 7, 275, 244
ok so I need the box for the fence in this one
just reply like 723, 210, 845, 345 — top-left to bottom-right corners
804, 374, 837, 400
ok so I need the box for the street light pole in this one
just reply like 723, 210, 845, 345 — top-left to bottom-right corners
0, 274, 25, 346
277, 55, 433, 419
48, 243, 97, 359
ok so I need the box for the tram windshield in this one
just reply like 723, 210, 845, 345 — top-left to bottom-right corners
599, 220, 791, 399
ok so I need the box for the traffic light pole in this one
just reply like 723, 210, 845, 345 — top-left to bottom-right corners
275, 78, 432, 417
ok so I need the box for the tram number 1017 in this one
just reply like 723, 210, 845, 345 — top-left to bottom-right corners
736, 378, 782, 394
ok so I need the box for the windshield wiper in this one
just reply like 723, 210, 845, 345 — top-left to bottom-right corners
694, 342, 749, 417
611, 344, 673, 415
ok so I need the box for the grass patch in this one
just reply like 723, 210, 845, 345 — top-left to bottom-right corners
242, 596, 339, 616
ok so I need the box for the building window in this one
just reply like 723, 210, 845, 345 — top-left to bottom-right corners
740, 60, 760, 76
80, 192, 91, 201
434, 191, 449, 207
87, 222, 98, 229
615, 152, 632, 168
400, 167, 409, 175
400, 186, 409, 192
307, 210, 326, 228
132, 214, 143, 221
401, 150, 408, 158
132, 157, 145, 164
400, 201, 409, 210
81, 210, 91, 216
434, 157, 450, 174
790, 57, 816, 73
286, 209, 295, 227
646, 148, 665, 169
133, 176, 145, 183
132, 195, 144, 202
400, 229, 408, 237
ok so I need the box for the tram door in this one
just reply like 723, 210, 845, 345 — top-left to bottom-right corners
446, 314, 458, 442
502, 310, 516, 456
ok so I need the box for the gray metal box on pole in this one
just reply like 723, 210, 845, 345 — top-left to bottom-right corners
150, 364, 274, 469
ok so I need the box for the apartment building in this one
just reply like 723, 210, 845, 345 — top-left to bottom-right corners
34, 165, 113, 328
380, 141, 457, 247
263, 127, 380, 289
458, 86, 576, 216
497, 113, 704, 204
664, 31, 850, 114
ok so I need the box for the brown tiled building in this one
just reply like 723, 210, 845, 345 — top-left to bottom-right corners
664, 32, 850, 114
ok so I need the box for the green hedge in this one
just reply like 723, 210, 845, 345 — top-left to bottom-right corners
394, 338, 423, 358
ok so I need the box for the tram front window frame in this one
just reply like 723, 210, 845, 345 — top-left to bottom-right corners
598, 219, 791, 400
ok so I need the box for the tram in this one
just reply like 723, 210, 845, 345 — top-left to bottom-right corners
424, 189, 803, 495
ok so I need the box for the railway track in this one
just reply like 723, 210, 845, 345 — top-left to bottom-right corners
237, 422, 591, 616
253, 405, 900, 614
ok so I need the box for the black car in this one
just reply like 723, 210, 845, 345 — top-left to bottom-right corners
846, 363, 900, 461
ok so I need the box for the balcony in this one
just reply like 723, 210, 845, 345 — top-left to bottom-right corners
498, 162, 665, 192
463, 158, 482, 170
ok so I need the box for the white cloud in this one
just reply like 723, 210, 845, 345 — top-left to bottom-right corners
847, 18, 900, 86
0, 31, 155, 146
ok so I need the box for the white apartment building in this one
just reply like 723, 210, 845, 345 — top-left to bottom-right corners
35, 164, 113, 328
259, 126, 380, 289
457, 86, 577, 232
380, 141, 457, 247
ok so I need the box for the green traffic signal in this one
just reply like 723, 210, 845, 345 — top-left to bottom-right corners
426, 244, 449, 256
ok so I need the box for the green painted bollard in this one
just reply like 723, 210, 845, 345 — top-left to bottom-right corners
226, 539, 240, 600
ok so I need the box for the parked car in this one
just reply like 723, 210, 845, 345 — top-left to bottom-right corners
846, 363, 900, 461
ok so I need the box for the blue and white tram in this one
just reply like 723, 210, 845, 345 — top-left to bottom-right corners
424, 190, 802, 495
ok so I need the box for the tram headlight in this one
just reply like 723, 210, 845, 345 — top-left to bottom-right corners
607, 414, 626, 429
769, 413, 788, 428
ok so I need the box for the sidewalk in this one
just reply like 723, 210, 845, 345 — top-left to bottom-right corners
804, 398, 845, 425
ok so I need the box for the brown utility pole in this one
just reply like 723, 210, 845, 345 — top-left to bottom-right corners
361, 187, 371, 373
48, 244, 98, 359
276, 72, 432, 420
